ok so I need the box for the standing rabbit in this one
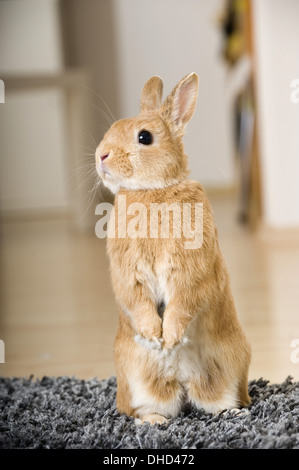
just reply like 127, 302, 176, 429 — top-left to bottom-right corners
95, 73, 251, 425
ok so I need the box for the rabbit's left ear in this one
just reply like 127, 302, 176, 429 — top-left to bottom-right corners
162, 73, 199, 130
140, 76, 163, 113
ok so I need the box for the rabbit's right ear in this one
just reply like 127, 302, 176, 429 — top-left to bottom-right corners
140, 76, 163, 113
161, 73, 199, 131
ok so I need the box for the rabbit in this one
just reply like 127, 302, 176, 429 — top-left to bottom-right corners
95, 73, 251, 425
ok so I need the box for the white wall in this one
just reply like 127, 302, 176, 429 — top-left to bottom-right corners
253, 0, 299, 227
0, 0, 68, 213
112, 0, 235, 188
0, 0, 63, 75
0, 90, 68, 212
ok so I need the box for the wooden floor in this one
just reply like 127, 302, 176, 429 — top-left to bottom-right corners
1, 192, 299, 384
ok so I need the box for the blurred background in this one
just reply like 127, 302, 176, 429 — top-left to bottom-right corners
0, 0, 298, 383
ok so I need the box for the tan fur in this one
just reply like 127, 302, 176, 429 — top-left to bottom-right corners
96, 73, 251, 424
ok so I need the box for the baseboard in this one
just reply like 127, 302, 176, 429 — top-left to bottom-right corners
257, 222, 299, 245
0, 206, 71, 223
205, 184, 237, 198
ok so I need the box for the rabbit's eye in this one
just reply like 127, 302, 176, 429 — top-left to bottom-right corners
138, 130, 153, 145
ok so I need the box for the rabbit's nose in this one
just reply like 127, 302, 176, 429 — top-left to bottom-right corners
100, 153, 109, 162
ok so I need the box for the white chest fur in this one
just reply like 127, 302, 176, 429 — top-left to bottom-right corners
135, 253, 172, 314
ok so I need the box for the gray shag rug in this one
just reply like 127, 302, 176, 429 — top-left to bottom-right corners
0, 375, 298, 449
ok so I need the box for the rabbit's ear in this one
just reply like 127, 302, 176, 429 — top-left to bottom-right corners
140, 76, 163, 113
162, 73, 199, 130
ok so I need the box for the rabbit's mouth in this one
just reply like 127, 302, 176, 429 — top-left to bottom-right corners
96, 159, 112, 178
101, 166, 111, 176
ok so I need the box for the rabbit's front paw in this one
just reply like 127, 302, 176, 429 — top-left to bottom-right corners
162, 317, 184, 350
135, 315, 162, 343
162, 330, 181, 350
